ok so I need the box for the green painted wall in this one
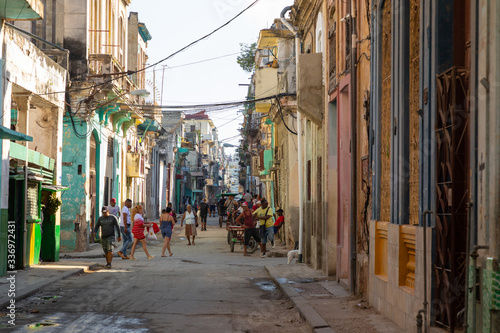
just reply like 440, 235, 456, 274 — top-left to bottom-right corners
41, 215, 59, 261
60, 120, 89, 251
0, 209, 7, 276
482, 258, 500, 332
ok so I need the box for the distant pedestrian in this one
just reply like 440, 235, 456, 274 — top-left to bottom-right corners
253, 199, 274, 258
117, 199, 132, 259
168, 202, 178, 225
94, 206, 121, 269
243, 190, 252, 206
130, 205, 155, 260
209, 194, 216, 217
199, 198, 210, 231
235, 202, 262, 256
181, 205, 198, 245
160, 208, 175, 257
107, 198, 120, 219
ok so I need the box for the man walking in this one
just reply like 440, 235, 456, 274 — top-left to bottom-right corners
253, 199, 274, 257
209, 194, 216, 217
117, 199, 132, 259
199, 198, 210, 231
94, 207, 121, 269
243, 190, 252, 206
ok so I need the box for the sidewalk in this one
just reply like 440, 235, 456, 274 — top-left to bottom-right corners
0, 261, 98, 309
265, 263, 402, 333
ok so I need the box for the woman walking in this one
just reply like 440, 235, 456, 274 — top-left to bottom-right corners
180, 205, 198, 245
130, 205, 155, 260
160, 207, 175, 257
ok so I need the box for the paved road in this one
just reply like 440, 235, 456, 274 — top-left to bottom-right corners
8, 216, 305, 332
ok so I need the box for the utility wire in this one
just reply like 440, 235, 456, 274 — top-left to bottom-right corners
36, 0, 261, 97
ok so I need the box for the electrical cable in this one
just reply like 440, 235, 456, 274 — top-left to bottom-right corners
35, 0, 261, 97
121, 93, 295, 111
276, 98, 297, 135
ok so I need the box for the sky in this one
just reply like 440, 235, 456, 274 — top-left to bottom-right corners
128, 0, 293, 152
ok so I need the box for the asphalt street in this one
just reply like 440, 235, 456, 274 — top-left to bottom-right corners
6, 216, 306, 333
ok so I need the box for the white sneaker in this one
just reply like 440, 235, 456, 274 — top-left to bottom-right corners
261, 253, 267, 258
272, 244, 275, 249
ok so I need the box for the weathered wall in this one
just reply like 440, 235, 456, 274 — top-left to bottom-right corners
61, 120, 90, 252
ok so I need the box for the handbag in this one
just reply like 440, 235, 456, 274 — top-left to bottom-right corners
147, 225, 157, 241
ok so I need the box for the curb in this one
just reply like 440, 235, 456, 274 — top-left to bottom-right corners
0, 262, 99, 309
265, 265, 335, 333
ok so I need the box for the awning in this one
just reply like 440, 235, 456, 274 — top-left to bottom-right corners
0, 126, 33, 141
42, 185, 69, 192
192, 190, 203, 193
137, 118, 160, 132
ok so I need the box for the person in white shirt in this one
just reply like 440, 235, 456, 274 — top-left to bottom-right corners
107, 198, 120, 219
117, 199, 132, 259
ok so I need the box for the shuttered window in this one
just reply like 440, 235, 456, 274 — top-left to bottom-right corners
26, 182, 40, 221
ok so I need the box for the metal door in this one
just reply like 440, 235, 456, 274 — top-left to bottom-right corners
434, 67, 469, 331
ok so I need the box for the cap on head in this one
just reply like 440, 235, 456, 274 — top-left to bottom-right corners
242, 202, 248, 207
256, 201, 261, 204
110, 198, 116, 203
101, 206, 109, 213
277, 208, 284, 213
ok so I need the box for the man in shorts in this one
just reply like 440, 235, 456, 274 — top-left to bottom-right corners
94, 206, 121, 269
199, 198, 210, 231
253, 199, 274, 257
209, 194, 217, 217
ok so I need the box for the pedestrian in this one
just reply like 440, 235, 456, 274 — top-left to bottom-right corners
253, 199, 274, 257
180, 204, 198, 245
271, 208, 285, 248
117, 198, 132, 259
235, 202, 262, 256
130, 205, 155, 260
94, 206, 121, 269
160, 208, 175, 257
253, 200, 261, 211
209, 194, 216, 217
168, 202, 177, 225
107, 198, 120, 220
243, 190, 252, 206
199, 198, 210, 231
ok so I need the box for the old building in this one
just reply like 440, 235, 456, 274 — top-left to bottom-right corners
15, 1, 154, 251
1, 0, 68, 273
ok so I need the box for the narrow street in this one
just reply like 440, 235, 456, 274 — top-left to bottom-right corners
8, 217, 305, 332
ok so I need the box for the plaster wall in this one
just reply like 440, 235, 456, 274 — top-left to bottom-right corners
368, 221, 430, 332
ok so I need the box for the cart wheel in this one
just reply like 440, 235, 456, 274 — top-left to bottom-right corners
230, 239, 235, 252
219, 216, 222, 228
227, 231, 231, 244
248, 236, 258, 254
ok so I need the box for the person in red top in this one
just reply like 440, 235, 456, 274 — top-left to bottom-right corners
130, 205, 155, 260
235, 202, 262, 256
271, 209, 285, 248
274, 208, 285, 234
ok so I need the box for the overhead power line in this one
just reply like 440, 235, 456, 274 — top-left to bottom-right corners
36, 0, 261, 97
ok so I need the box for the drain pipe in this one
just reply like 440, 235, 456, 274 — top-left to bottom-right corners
349, 0, 358, 293
470, 244, 489, 332
416, 210, 433, 333
280, 6, 304, 262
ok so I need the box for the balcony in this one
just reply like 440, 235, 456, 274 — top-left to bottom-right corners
255, 67, 278, 113
297, 53, 324, 125
88, 54, 136, 96
126, 153, 144, 178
